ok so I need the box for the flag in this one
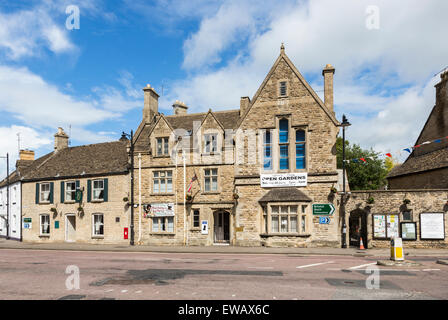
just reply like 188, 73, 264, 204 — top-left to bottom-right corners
385, 153, 392, 158
404, 148, 412, 153
435, 139, 442, 143
187, 174, 198, 192
360, 158, 366, 163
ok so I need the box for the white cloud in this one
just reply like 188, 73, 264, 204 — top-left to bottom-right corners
161, 0, 448, 160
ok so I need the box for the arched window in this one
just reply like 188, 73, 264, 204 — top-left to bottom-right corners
279, 119, 289, 170
296, 130, 306, 169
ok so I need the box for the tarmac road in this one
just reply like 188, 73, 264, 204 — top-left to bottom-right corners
1, 248, 447, 300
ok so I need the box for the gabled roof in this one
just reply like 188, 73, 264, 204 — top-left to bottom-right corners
237, 49, 340, 128
16, 140, 129, 182
258, 188, 312, 203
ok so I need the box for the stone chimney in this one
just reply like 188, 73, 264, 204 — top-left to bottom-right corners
240, 97, 250, 116
16, 150, 35, 170
143, 84, 159, 123
435, 69, 448, 108
54, 127, 69, 152
172, 100, 188, 115
322, 64, 335, 112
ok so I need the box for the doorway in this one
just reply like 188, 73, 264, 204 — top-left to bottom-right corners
66, 214, 76, 242
213, 210, 230, 244
349, 210, 368, 248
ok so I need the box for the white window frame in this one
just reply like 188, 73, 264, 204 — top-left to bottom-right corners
264, 203, 308, 235
92, 179, 104, 201
192, 209, 200, 228
40, 214, 50, 236
151, 216, 174, 233
92, 213, 104, 237
65, 181, 76, 201
153, 170, 173, 194
39, 183, 51, 203
12, 186, 16, 204
204, 168, 218, 192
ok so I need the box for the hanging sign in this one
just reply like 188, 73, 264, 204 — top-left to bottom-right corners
260, 173, 307, 188
420, 213, 445, 240
148, 203, 175, 217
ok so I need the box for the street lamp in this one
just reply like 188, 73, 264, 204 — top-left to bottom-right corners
341, 115, 351, 248
121, 131, 135, 246
0, 153, 9, 240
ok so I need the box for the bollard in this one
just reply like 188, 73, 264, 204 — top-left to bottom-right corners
390, 237, 404, 261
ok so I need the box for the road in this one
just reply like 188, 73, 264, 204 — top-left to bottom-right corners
0, 248, 447, 300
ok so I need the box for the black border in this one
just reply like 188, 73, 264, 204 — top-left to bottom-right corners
400, 222, 417, 241
419, 212, 445, 240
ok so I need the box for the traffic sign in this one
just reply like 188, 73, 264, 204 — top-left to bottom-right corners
319, 217, 331, 224
313, 203, 335, 215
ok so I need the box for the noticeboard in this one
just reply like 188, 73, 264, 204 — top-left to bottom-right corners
420, 213, 445, 240
400, 222, 417, 241
373, 214, 400, 239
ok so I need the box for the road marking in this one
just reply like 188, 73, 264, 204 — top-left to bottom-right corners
348, 262, 377, 270
296, 261, 334, 269
105, 289, 114, 292
135, 290, 142, 294
423, 269, 440, 271
248, 266, 274, 269
121, 290, 128, 293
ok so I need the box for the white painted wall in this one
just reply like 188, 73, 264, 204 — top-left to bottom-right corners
0, 181, 21, 240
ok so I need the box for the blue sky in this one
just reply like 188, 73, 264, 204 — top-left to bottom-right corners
0, 0, 447, 177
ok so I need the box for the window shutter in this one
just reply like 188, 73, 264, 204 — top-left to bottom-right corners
35, 183, 39, 204
75, 180, 80, 203
87, 180, 91, 202
49, 182, 54, 204
60, 181, 65, 203
103, 178, 108, 202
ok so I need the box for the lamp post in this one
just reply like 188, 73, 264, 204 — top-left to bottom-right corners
341, 115, 351, 248
121, 131, 135, 246
0, 153, 9, 240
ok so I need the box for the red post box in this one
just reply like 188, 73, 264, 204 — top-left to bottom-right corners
124, 227, 129, 240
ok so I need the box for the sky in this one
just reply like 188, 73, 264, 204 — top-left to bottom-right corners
0, 0, 447, 178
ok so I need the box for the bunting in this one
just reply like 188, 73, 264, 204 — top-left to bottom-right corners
343, 135, 448, 164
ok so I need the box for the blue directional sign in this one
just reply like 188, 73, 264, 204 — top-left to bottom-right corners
319, 217, 331, 224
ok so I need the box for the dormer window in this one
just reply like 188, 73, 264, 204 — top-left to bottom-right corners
279, 81, 287, 97
156, 137, 169, 156
204, 133, 218, 153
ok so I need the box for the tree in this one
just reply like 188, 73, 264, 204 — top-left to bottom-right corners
336, 137, 389, 190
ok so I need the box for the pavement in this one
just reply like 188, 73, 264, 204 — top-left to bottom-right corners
1, 238, 448, 257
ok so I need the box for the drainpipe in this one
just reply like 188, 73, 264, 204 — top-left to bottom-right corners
138, 153, 142, 243
183, 150, 187, 246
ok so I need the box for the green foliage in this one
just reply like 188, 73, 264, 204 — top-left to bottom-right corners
336, 137, 389, 190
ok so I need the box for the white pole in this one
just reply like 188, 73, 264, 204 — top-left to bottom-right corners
183, 150, 186, 246
138, 153, 142, 243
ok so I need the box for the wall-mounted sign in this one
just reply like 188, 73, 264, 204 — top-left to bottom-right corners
373, 215, 386, 238
319, 217, 331, 224
146, 203, 175, 217
23, 218, 32, 223
201, 220, 208, 234
313, 204, 335, 216
401, 222, 417, 241
420, 213, 445, 240
387, 215, 400, 239
54, 221, 60, 229
75, 190, 82, 202
23, 218, 32, 229
260, 173, 307, 188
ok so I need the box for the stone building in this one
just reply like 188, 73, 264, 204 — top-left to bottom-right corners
387, 70, 448, 189
19, 128, 131, 244
132, 45, 344, 247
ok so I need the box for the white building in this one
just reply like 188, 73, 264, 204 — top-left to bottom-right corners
0, 150, 37, 241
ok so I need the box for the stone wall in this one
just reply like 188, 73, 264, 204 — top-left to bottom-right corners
344, 189, 448, 249
388, 168, 448, 190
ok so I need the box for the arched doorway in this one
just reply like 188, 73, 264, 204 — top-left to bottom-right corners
213, 210, 230, 244
349, 209, 368, 248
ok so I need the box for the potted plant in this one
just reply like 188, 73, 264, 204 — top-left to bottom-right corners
233, 192, 239, 200
50, 207, 58, 215
123, 197, 129, 203
186, 194, 193, 202
330, 187, 338, 194
77, 205, 84, 216
366, 197, 375, 205
403, 199, 411, 205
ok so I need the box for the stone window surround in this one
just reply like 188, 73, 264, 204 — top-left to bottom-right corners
261, 202, 310, 237
92, 213, 104, 238
155, 136, 170, 157
150, 215, 175, 234
92, 179, 105, 201
277, 79, 289, 98
201, 129, 223, 156
202, 167, 219, 193
65, 180, 76, 202
191, 208, 201, 230
267, 115, 308, 173
152, 170, 173, 194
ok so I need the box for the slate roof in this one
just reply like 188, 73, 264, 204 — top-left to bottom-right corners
0, 153, 53, 187
258, 188, 312, 203
0, 140, 129, 185
387, 148, 448, 178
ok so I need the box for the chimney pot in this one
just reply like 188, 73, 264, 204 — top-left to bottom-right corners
172, 100, 188, 115
143, 85, 159, 123
54, 127, 69, 152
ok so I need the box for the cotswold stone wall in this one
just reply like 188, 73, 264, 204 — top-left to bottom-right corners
344, 189, 448, 249
388, 168, 448, 190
